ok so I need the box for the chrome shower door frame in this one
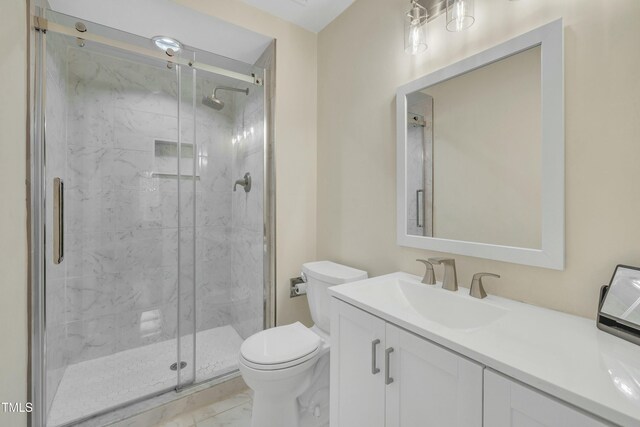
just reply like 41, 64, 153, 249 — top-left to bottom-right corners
29, 7, 47, 426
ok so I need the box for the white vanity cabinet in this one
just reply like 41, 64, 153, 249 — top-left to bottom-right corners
329, 273, 639, 426
484, 370, 610, 427
330, 299, 386, 427
330, 299, 483, 427
385, 323, 483, 426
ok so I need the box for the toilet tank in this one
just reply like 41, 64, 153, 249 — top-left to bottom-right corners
302, 261, 368, 334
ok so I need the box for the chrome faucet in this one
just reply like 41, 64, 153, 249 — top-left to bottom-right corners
428, 258, 458, 291
416, 259, 436, 285
469, 273, 500, 299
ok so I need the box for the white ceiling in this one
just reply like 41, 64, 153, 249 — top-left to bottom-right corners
240, 0, 356, 33
48, 0, 273, 64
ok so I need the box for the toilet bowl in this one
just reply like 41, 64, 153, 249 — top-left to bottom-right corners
238, 261, 367, 427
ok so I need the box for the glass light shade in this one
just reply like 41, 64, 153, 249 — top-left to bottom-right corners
405, 2, 428, 55
446, 0, 475, 32
152, 36, 182, 53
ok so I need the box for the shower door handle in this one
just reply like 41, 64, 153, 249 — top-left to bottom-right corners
416, 189, 424, 228
53, 177, 64, 264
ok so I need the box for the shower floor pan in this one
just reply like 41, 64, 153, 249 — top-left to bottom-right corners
47, 325, 244, 427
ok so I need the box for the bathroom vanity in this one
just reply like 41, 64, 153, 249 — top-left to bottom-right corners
329, 273, 640, 427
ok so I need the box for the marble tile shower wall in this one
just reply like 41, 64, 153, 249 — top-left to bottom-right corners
191, 82, 236, 335
229, 77, 265, 340
47, 45, 242, 367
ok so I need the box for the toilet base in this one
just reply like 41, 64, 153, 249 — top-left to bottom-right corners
241, 352, 330, 427
240, 355, 314, 427
251, 391, 301, 427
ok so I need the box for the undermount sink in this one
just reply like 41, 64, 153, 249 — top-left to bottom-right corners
338, 274, 509, 330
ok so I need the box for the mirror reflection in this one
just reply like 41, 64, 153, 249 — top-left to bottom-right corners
406, 46, 542, 249
601, 267, 640, 326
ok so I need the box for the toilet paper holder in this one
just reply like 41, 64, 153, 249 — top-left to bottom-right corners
290, 274, 308, 298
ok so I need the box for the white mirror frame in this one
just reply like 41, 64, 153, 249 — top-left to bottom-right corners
396, 19, 564, 270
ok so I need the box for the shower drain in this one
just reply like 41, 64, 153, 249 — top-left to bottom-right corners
170, 361, 187, 371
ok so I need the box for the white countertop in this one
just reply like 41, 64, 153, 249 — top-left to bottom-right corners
328, 272, 640, 427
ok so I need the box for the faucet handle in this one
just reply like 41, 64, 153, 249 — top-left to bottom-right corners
416, 259, 436, 285
233, 172, 252, 192
470, 273, 500, 299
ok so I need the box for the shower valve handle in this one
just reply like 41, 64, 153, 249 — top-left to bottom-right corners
234, 172, 252, 193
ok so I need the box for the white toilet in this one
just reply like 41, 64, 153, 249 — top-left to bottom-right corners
239, 261, 367, 427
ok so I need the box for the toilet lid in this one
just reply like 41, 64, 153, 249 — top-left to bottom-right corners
240, 322, 321, 365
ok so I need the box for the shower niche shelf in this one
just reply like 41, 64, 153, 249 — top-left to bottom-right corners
153, 139, 201, 180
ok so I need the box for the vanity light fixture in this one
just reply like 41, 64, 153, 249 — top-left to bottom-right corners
404, 0, 522, 54
446, 0, 475, 32
405, 0, 429, 55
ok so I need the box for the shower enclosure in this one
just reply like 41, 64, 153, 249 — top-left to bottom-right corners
30, 9, 274, 427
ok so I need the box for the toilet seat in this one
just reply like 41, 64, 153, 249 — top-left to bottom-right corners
240, 322, 322, 371
240, 348, 319, 371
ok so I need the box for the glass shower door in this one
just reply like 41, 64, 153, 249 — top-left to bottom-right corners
176, 61, 197, 389
43, 26, 190, 426
189, 60, 266, 384
38, 9, 268, 426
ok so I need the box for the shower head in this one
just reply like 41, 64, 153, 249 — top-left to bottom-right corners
202, 95, 225, 110
202, 86, 249, 111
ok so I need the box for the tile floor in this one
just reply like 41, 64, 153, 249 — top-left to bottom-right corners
49, 325, 244, 427
159, 390, 253, 427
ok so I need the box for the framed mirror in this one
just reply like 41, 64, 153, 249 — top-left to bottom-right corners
396, 19, 564, 269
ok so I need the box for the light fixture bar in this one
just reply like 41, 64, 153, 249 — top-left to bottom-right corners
419, 0, 447, 22
33, 16, 263, 86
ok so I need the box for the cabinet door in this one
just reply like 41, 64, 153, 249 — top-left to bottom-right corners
484, 369, 610, 427
385, 324, 483, 427
330, 299, 386, 427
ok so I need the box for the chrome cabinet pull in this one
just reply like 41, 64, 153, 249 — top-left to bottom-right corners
371, 339, 381, 374
385, 347, 394, 385
53, 177, 64, 264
